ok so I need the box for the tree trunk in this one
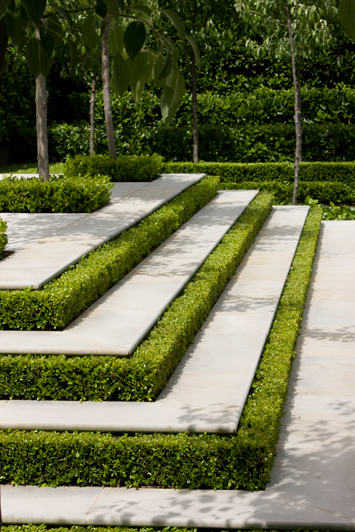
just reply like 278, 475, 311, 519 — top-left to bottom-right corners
36, 73, 49, 181
90, 74, 96, 156
286, 4, 302, 205
102, 14, 116, 159
191, 55, 199, 163
296, 65, 302, 162
0, 16, 8, 76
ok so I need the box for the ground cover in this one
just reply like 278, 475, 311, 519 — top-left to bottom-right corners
0, 205, 322, 491
0, 176, 112, 213
0, 191, 271, 401
0, 163, 65, 174
0, 215, 7, 252
1, 526, 328, 532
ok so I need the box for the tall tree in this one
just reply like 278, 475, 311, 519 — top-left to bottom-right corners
235, 0, 337, 204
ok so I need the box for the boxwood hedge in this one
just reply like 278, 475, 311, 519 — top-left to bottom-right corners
0, 192, 272, 401
0, 205, 322, 490
0, 176, 112, 213
162, 161, 355, 187
0, 177, 218, 331
65, 154, 163, 182
0, 216, 7, 252
1, 527, 317, 532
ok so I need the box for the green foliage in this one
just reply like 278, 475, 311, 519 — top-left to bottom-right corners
0, 526, 327, 532
322, 201, 355, 219
64, 154, 163, 181
0, 177, 218, 333
0, 205, 321, 491
0, 216, 8, 253
162, 160, 355, 185
0, 175, 112, 213
222, 181, 354, 205
0, 190, 272, 401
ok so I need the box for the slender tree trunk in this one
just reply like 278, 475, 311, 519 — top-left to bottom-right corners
90, 74, 96, 156
191, 55, 199, 163
36, 73, 49, 181
0, 16, 8, 76
286, 4, 302, 205
102, 14, 116, 159
296, 65, 302, 162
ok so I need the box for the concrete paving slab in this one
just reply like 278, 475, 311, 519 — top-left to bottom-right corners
0, 206, 308, 433
0, 190, 257, 356
0, 174, 205, 289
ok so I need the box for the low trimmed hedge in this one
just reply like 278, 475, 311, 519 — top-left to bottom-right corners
0, 176, 112, 213
222, 180, 354, 205
0, 192, 272, 401
0, 205, 322, 490
0, 177, 218, 331
65, 154, 163, 182
1, 527, 318, 532
162, 161, 355, 187
0, 216, 7, 252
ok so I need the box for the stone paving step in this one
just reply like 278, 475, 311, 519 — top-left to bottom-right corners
0, 206, 308, 433
0, 183, 147, 252
3, 219, 355, 530
0, 174, 204, 289
0, 189, 257, 357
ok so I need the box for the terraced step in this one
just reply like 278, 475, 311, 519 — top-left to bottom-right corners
0, 174, 204, 289
0, 206, 308, 433
0, 189, 257, 356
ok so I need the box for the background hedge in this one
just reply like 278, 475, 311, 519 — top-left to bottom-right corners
64, 154, 163, 182
0, 206, 322, 490
0, 216, 7, 253
0, 176, 112, 213
0, 192, 272, 401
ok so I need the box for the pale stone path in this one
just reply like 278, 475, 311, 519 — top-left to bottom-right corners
1, 183, 146, 252
2, 219, 355, 529
0, 206, 308, 433
0, 190, 257, 357
0, 174, 204, 289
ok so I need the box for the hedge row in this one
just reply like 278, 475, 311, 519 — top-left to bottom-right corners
0, 205, 322, 490
0, 192, 272, 401
222, 181, 354, 205
0, 216, 7, 252
4, 527, 302, 532
0, 177, 217, 331
64, 154, 163, 182
162, 160, 355, 186
0, 176, 112, 213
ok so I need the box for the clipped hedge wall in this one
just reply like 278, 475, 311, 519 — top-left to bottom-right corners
0, 177, 217, 332
222, 180, 354, 205
0, 216, 7, 253
65, 154, 163, 182
0, 192, 272, 401
162, 160, 355, 186
0, 176, 112, 213
0, 206, 322, 490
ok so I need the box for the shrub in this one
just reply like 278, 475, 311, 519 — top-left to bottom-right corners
64, 154, 163, 182
0, 177, 218, 331
0, 216, 7, 253
0, 206, 322, 491
0, 176, 112, 213
0, 192, 272, 401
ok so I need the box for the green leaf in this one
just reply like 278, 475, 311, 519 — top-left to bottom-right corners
104, 0, 125, 12
161, 8, 185, 37
124, 20, 146, 61
26, 37, 51, 77
339, 0, 355, 40
0, 0, 11, 19
95, 0, 107, 18
153, 59, 165, 88
185, 35, 201, 69
68, 38, 79, 75
129, 50, 149, 100
82, 14, 99, 51
47, 15, 63, 48
21, 0, 46, 23
161, 69, 185, 124
158, 53, 172, 80
112, 52, 130, 96
6, 7, 28, 49
49, 3, 71, 26
82, 46, 92, 73
39, 28, 54, 57
131, 5, 151, 16
108, 19, 124, 55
